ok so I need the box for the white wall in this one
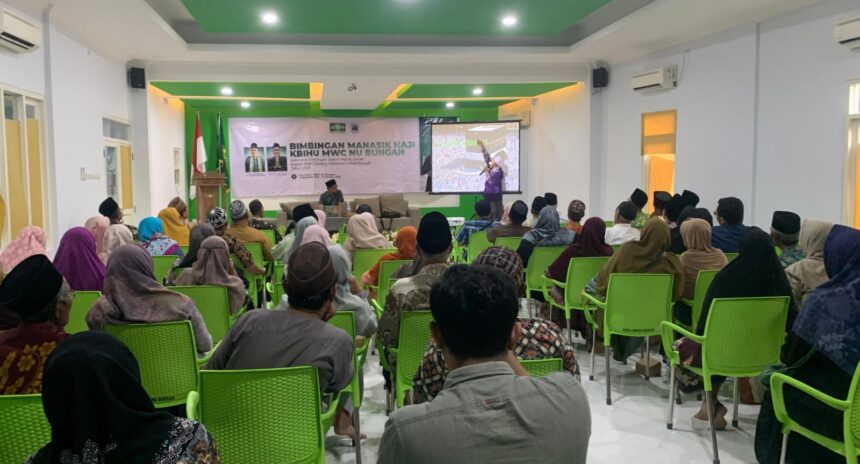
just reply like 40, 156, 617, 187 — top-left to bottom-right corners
594, 0, 860, 228
144, 85, 184, 216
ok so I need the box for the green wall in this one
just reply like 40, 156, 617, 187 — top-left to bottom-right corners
184, 102, 499, 218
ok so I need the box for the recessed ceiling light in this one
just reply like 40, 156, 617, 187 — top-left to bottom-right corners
220, 86, 233, 96
240, 101, 251, 109
472, 87, 483, 96
260, 11, 279, 25
445, 102, 455, 108
501, 15, 518, 27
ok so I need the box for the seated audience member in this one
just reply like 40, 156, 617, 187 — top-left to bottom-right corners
275, 204, 318, 260
488, 200, 531, 242
329, 245, 379, 337
98, 197, 123, 226
378, 212, 452, 367
84, 216, 110, 258
25, 332, 220, 464
167, 196, 190, 219
158, 206, 191, 247
546, 217, 614, 329
378, 265, 591, 464
771, 210, 804, 268
517, 206, 575, 267
138, 217, 184, 258
343, 212, 391, 257
0, 225, 48, 274
249, 199, 283, 243
364, 226, 417, 287
681, 189, 701, 208
456, 199, 495, 249
176, 236, 247, 315
0, 255, 71, 394
566, 199, 586, 234
412, 247, 579, 404
208, 207, 264, 276
711, 197, 748, 253
53, 227, 106, 292
314, 209, 328, 229
523, 196, 546, 228
226, 200, 274, 262
785, 220, 834, 305
670, 206, 715, 254
664, 194, 687, 228
596, 218, 684, 361
283, 216, 320, 264
285, 203, 318, 235
300, 224, 332, 247
604, 201, 641, 245
544, 192, 559, 211
99, 224, 134, 265
86, 245, 212, 355
755, 225, 860, 464
166, 224, 215, 285
630, 188, 649, 229
672, 218, 728, 326
355, 204, 373, 215
651, 191, 671, 220
674, 228, 796, 430
205, 242, 355, 437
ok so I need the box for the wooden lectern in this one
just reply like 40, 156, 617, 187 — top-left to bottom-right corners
192, 172, 227, 222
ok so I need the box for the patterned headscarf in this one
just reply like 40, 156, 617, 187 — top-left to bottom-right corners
0, 226, 48, 274
522, 207, 573, 246
84, 216, 110, 255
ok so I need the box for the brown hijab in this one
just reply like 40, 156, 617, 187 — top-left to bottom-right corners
176, 236, 246, 315
679, 218, 728, 299
597, 217, 684, 300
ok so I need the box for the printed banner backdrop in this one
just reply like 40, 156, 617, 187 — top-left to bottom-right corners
228, 117, 422, 197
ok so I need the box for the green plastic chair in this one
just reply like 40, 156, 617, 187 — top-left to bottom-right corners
465, 230, 492, 263
604, 220, 615, 228
67, 291, 101, 334
678, 269, 720, 331
0, 394, 50, 463
391, 310, 434, 408
270, 262, 285, 309
611, 244, 623, 254
770, 364, 860, 464
188, 366, 333, 464
495, 236, 523, 251
352, 248, 395, 284
661, 296, 790, 464
338, 224, 347, 245
180, 245, 189, 255
152, 255, 178, 285
171, 286, 232, 344
261, 229, 277, 246
520, 358, 564, 377
105, 321, 200, 408
582, 273, 674, 405
725, 253, 739, 262
525, 246, 567, 304
541, 257, 611, 342
328, 312, 364, 463
370, 260, 411, 318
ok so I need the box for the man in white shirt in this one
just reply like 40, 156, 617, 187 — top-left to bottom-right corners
605, 201, 641, 245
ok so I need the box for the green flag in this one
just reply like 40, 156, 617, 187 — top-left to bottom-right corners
216, 112, 230, 198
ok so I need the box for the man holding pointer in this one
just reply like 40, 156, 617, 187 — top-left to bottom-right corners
478, 139, 504, 222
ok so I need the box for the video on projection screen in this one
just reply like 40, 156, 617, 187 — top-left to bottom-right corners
430, 121, 521, 194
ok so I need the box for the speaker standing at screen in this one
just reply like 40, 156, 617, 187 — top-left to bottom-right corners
478, 139, 504, 221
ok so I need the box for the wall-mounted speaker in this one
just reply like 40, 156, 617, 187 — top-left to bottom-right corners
592, 67, 608, 89
128, 67, 145, 89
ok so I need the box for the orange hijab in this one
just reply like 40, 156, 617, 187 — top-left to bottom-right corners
363, 226, 417, 286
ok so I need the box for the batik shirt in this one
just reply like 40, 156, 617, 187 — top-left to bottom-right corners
455, 220, 494, 246
0, 323, 68, 394
411, 318, 579, 404
250, 218, 283, 243
221, 234, 264, 275
779, 244, 805, 269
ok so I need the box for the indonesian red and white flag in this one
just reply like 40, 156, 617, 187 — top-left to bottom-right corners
190, 112, 207, 199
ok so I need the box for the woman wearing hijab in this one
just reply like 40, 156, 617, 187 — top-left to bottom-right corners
675, 227, 796, 431
166, 224, 216, 285
328, 245, 378, 337
363, 226, 417, 287
176, 236, 247, 315
595, 217, 684, 361
25, 331, 220, 464
412, 247, 578, 404
158, 207, 191, 247
86, 245, 212, 355
314, 209, 328, 229
516, 206, 575, 267
138, 217, 184, 258
100, 224, 134, 265
84, 216, 110, 256
300, 224, 332, 247
281, 216, 319, 264
673, 218, 728, 326
0, 225, 48, 274
785, 219, 834, 305
53, 227, 107, 292
343, 212, 392, 257
755, 225, 860, 464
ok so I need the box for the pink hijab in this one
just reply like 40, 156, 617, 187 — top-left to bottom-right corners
0, 226, 48, 274
300, 225, 332, 247
314, 209, 327, 229
85, 216, 110, 255
343, 212, 391, 255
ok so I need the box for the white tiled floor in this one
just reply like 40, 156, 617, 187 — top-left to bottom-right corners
324, 345, 761, 464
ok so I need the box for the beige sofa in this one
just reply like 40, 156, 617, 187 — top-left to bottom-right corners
278, 194, 420, 231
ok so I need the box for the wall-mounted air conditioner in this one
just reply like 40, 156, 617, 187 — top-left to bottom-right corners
631, 66, 677, 95
0, 9, 41, 54
835, 16, 860, 51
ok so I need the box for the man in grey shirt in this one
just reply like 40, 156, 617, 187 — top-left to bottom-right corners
319, 178, 344, 207
378, 265, 591, 464
205, 242, 356, 437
